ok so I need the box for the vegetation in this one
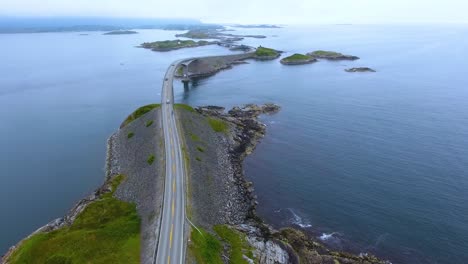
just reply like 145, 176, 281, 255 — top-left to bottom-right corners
208, 118, 228, 133
176, 66, 184, 76
176, 30, 211, 39
190, 133, 201, 142
196, 157, 202, 162
140, 39, 212, 51
196, 146, 205, 152
145, 120, 154, 127
282, 53, 312, 61
121, 104, 160, 128
254, 46, 279, 57
214, 225, 254, 264
147, 154, 155, 165
175, 104, 195, 112
189, 228, 223, 264
308, 50, 343, 57
7, 175, 140, 264
127, 132, 135, 139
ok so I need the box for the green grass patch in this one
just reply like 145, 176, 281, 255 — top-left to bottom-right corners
308, 50, 342, 57
190, 133, 201, 142
255, 46, 278, 57
190, 228, 223, 264
196, 146, 205, 152
282, 53, 311, 61
145, 120, 154, 127
127, 132, 134, 139
196, 157, 202, 162
174, 103, 195, 112
147, 154, 155, 165
208, 118, 228, 133
121, 104, 160, 128
7, 175, 140, 264
214, 225, 254, 264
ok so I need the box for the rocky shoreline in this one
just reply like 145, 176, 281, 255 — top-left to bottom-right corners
178, 103, 390, 264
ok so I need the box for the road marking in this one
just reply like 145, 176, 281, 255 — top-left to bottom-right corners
170, 223, 174, 247
172, 163, 176, 173
167, 255, 170, 264
172, 199, 175, 217
172, 148, 175, 159
173, 179, 176, 193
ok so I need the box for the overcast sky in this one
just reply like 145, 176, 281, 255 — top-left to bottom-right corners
1, 0, 467, 24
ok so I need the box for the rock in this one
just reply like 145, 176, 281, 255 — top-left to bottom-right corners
345, 67, 376, 72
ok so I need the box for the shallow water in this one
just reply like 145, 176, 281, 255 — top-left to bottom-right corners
1, 25, 468, 263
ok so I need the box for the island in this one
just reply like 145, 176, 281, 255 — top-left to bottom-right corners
175, 29, 266, 40
139, 39, 216, 51
307, 50, 359, 60
253, 46, 281, 60
103, 30, 138, 35
280, 53, 317, 65
345, 67, 376, 72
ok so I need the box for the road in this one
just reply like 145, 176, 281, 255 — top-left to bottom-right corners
154, 60, 187, 264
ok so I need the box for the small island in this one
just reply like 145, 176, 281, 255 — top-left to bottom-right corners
345, 67, 376, 72
280, 53, 317, 65
307, 50, 359, 60
103, 30, 138, 35
176, 29, 266, 40
139, 39, 215, 51
253, 46, 281, 60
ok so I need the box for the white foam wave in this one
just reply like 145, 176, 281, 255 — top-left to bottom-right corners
288, 208, 312, 228
319, 232, 337, 241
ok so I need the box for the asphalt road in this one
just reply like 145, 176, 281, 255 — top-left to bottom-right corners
154, 60, 186, 264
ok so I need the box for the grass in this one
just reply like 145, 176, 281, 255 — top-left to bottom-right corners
190, 228, 223, 264
145, 120, 154, 127
282, 53, 311, 61
190, 133, 200, 142
147, 154, 155, 165
176, 66, 184, 76
308, 50, 342, 56
195, 157, 202, 162
174, 104, 195, 112
196, 146, 205, 153
254, 46, 278, 57
7, 174, 140, 264
121, 104, 160, 128
127, 132, 134, 139
214, 225, 254, 264
140, 39, 211, 50
208, 118, 228, 133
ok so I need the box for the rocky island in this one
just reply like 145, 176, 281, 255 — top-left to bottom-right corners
280, 53, 317, 65
345, 67, 376, 72
139, 39, 216, 51
307, 50, 359, 60
104, 30, 138, 35
253, 46, 281, 60
175, 29, 266, 40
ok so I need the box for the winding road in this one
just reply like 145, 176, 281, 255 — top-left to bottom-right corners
155, 60, 187, 264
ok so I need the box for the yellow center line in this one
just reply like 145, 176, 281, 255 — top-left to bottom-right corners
172, 199, 175, 217
171, 148, 175, 159
169, 223, 174, 248
167, 255, 170, 264
172, 163, 176, 173
172, 179, 176, 192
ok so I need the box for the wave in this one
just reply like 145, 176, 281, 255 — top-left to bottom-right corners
319, 232, 338, 241
288, 208, 312, 228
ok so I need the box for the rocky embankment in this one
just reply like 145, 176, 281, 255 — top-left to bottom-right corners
177, 103, 389, 264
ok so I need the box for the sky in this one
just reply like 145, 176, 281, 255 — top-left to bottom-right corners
1, 0, 467, 24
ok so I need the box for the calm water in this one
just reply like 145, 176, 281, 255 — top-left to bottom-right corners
2, 26, 468, 263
